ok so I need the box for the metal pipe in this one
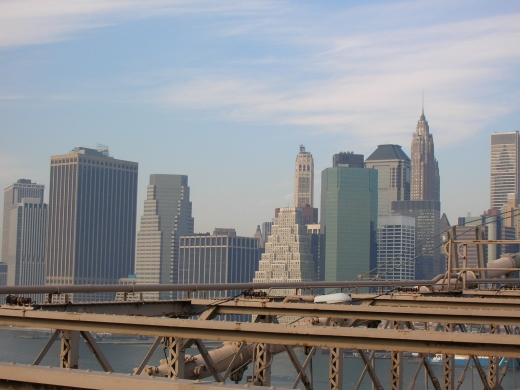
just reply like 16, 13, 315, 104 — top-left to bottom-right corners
3, 278, 518, 296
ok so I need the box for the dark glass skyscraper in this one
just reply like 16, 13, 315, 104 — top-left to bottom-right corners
321, 155, 378, 283
45, 147, 138, 301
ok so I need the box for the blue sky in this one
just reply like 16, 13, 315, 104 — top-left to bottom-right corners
1, 0, 519, 237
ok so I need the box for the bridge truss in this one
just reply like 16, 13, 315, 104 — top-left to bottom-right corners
2, 280, 520, 390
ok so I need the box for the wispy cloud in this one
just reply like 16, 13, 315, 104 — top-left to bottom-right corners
147, 9, 520, 147
0, 0, 279, 49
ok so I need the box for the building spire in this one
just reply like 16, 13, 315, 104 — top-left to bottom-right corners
422, 89, 424, 116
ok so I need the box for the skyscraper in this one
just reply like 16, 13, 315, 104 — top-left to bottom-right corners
45, 147, 138, 301
135, 174, 194, 300
294, 145, 314, 208
178, 228, 259, 301
253, 207, 315, 296
365, 145, 411, 216
377, 216, 415, 281
410, 110, 440, 202
490, 132, 520, 210
2, 180, 47, 295
321, 154, 378, 283
391, 200, 441, 279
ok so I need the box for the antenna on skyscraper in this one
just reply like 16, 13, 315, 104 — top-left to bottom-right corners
422, 89, 424, 115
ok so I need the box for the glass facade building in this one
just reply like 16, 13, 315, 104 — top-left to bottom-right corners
45, 147, 138, 301
320, 165, 378, 283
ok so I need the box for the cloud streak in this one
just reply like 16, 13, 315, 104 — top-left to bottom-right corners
147, 9, 520, 148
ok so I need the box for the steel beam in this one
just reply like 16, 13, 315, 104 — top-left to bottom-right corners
190, 299, 520, 326
80, 331, 114, 372
0, 362, 288, 389
443, 323, 455, 390
33, 329, 60, 365
60, 330, 79, 369
164, 337, 185, 379
390, 321, 403, 390
2, 308, 520, 357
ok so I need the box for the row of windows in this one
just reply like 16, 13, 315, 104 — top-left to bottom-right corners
52, 157, 137, 171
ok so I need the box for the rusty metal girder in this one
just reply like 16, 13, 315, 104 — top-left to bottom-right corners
0, 362, 287, 389
189, 298, 520, 326
2, 307, 520, 357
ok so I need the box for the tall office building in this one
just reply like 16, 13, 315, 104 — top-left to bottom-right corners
377, 216, 415, 281
294, 145, 314, 208
254, 207, 315, 296
411, 110, 440, 202
178, 228, 259, 302
2, 180, 47, 297
0, 262, 6, 286
365, 145, 411, 216
46, 147, 138, 301
135, 174, 194, 300
321, 154, 378, 283
261, 221, 273, 246
490, 132, 520, 210
391, 200, 441, 279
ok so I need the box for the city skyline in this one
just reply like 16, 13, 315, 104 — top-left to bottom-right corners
1, 1, 519, 239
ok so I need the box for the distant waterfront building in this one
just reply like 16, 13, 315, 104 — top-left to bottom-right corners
321, 154, 378, 283
501, 193, 520, 239
0, 262, 7, 286
0, 262, 6, 302
294, 145, 314, 208
254, 208, 315, 296
45, 147, 138, 302
254, 225, 264, 248
135, 174, 194, 300
377, 216, 415, 281
307, 223, 323, 282
332, 152, 364, 168
2, 180, 47, 298
411, 110, 440, 202
261, 221, 273, 245
391, 200, 441, 280
365, 145, 411, 216
178, 228, 260, 303
490, 132, 520, 210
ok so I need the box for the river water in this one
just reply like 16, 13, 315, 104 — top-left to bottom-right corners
1, 326, 518, 389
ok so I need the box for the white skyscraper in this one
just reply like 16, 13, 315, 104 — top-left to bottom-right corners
377, 216, 415, 281
294, 145, 314, 207
135, 174, 194, 300
490, 132, 520, 210
253, 208, 315, 297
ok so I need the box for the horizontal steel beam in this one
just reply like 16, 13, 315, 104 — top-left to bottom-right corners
187, 299, 520, 326
2, 278, 520, 295
353, 294, 520, 310
0, 363, 281, 389
1, 307, 520, 357
34, 300, 196, 317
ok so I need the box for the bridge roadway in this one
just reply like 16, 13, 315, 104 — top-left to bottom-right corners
2, 283, 520, 389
